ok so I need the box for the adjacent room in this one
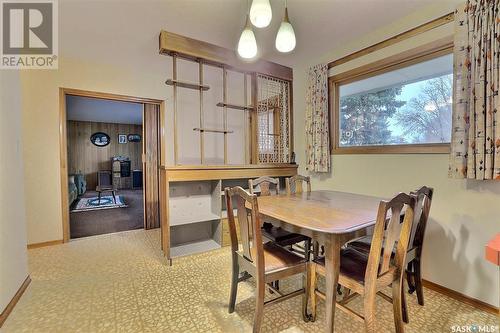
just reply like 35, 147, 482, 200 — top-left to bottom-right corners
66, 95, 144, 238
1, 0, 499, 333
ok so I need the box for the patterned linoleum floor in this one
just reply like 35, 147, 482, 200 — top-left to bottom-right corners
3, 229, 498, 333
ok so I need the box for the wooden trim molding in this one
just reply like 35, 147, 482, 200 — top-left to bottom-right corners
327, 12, 454, 69
329, 40, 453, 155
0, 276, 31, 328
27, 240, 63, 249
62, 88, 164, 105
423, 279, 500, 315
163, 164, 298, 182
159, 30, 293, 81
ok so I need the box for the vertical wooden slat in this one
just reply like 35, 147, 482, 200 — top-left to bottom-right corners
172, 55, 179, 165
244, 74, 249, 164
199, 61, 205, 164
144, 104, 161, 229
251, 74, 259, 164
223, 67, 228, 164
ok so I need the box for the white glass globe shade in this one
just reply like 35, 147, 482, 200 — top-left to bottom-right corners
238, 27, 258, 59
250, 0, 272, 28
275, 21, 296, 53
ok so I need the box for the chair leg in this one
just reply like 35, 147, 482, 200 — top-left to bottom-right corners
406, 261, 416, 294
312, 241, 319, 260
392, 279, 405, 333
302, 264, 310, 322
304, 238, 311, 260
414, 259, 424, 306
97, 191, 102, 205
401, 279, 409, 324
308, 262, 317, 322
228, 259, 239, 313
363, 289, 377, 333
253, 277, 265, 333
274, 280, 280, 290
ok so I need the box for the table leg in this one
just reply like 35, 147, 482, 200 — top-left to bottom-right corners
324, 234, 340, 333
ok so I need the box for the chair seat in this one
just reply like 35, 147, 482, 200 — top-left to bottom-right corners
313, 247, 371, 283
261, 224, 310, 247
250, 242, 306, 273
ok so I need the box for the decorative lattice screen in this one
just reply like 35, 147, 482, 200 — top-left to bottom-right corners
256, 74, 291, 163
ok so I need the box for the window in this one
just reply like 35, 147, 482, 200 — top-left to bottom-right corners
332, 49, 453, 153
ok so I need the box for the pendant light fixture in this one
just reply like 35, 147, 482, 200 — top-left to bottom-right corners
250, 0, 272, 28
238, 13, 258, 59
275, 0, 296, 53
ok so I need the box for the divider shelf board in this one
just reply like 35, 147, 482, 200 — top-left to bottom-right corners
170, 239, 220, 258
165, 79, 210, 91
216, 102, 254, 111
193, 128, 234, 134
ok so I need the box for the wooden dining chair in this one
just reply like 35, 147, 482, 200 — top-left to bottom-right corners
309, 192, 416, 333
226, 186, 308, 333
345, 186, 434, 312
249, 176, 311, 258
285, 175, 311, 196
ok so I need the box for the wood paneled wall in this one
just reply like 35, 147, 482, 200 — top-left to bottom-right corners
67, 121, 143, 190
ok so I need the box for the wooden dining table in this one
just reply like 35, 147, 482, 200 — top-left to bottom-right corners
255, 190, 385, 333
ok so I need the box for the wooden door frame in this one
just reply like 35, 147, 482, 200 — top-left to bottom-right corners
59, 88, 165, 243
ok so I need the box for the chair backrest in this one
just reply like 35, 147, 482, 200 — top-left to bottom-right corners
225, 186, 264, 274
97, 171, 113, 188
409, 186, 434, 250
365, 193, 416, 282
248, 176, 280, 196
285, 175, 311, 195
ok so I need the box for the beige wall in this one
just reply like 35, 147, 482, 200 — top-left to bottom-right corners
293, 2, 499, 308
0, 71, 29, 312
21, 56, 172, 245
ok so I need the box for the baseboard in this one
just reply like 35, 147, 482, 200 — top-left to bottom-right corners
423, 279, 499, 315
27, 239, 63, 249
0, 276, 31, 328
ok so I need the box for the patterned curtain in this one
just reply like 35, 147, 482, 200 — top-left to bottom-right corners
305, 64, 330, 172
449, 1, 500, 179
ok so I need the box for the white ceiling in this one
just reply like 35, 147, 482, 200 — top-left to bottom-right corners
66, 95, 143, 124
59, 0, 439, 68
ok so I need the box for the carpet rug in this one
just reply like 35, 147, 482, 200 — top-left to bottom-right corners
71, 195, 127, 212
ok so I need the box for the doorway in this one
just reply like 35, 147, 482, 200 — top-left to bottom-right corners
59, 88, 164, 241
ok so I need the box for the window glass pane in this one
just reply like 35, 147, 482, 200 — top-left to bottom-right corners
338, 53, 452, 147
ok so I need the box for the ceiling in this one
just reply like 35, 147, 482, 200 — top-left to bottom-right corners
66, 96, 143, 125
59, 0, 439, 68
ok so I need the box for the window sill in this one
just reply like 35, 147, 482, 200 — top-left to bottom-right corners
331, 143, 450, 155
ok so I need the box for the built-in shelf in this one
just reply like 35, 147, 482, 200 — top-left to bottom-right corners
216, 102, 254, 111
193, 128, 234, 134
165, 79, 210, 91
170, 239, 220, 258
170, 213, 221, 227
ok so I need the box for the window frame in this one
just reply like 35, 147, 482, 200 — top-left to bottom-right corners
329, 42, 453, 154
